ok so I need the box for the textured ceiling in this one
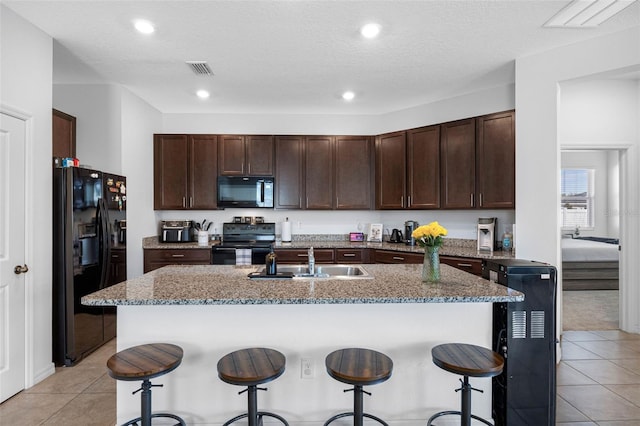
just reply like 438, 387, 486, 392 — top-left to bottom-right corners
5, 0, 640, 114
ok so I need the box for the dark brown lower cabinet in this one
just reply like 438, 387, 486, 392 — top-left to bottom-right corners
274, 249, 335, 264
439, 255, 483, 276
144, 248, 211, 273
373, 250, 423, 264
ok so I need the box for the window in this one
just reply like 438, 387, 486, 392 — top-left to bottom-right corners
561, 168, 594, 229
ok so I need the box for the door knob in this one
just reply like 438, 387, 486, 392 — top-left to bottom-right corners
14, 264, 29, 274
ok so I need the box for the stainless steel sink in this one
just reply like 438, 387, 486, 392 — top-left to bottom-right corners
259, 264, 371, 279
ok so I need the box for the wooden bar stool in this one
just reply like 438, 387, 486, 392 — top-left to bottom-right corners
324, 348, 393, 426
217, 347, 289, 426
427, 343, 504, 426
107, 343, 186, 426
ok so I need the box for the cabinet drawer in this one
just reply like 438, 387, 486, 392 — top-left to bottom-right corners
275, 249, 335, 264
440, 256, 483, 276
373, 250, 422, 264
335, 249, 367, 263
144, 248, 211, 273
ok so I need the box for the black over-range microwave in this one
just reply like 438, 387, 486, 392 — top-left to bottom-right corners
217, 176, 274, 208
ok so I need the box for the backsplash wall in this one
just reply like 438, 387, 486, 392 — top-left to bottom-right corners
155, 209, 516, 242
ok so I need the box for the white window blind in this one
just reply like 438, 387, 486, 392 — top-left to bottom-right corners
561, 169, 594, 229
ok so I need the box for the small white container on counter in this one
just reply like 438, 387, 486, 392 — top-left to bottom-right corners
197, 230, 209, 246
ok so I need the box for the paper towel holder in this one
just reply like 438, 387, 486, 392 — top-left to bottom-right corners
281, 217, 292, 242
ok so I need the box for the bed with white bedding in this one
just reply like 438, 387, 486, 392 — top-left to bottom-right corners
562, 237, 620, 290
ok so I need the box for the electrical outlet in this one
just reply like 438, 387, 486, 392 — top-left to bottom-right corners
301, 357, 314, 379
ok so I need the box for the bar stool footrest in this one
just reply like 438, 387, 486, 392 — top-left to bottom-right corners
324, 411, 389, 426
121, 412, 186, 426
426, 410, 493, 426
222, 411, 289, 426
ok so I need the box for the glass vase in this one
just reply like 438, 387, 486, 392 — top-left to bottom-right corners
422, 245, 441, 283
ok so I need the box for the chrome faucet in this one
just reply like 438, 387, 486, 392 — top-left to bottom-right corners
308, 247, 315, 275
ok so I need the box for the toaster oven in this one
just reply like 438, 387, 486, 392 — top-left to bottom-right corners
160, 220, 192, 243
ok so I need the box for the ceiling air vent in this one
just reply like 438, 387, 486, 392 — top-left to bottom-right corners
186, 61, 213, 76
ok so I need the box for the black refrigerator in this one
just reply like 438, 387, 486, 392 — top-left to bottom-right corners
53, 166, 126, 366
483, 258, 557, 426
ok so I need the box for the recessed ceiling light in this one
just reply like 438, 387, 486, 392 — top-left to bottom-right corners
360, 23, 381, 39
196, 90, 210, 99
342, 91, 355, 101
134, 19, 155, 34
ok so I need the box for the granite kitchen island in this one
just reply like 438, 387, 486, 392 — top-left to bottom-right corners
83, 264, 523, 425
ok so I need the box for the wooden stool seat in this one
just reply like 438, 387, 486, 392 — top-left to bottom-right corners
427, 343, 504, 426
107, 343, 183, 381
217, 348, 288, 426
107, 343, 185, 426
325, 348, 393, 386
217, 347, 286, 386
431, 343, 504, 378
324, 348, 393, 426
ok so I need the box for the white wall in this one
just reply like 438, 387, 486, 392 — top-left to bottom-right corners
561, 150, 615, 238
515, 26, 640, 332
0, 5, 54, 384
53, 84, 122, 173
120, 89, 162, 278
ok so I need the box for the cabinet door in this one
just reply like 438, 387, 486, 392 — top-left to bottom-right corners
373, 250, 423, 264
305, 136, 334, 209
440, 256, 483, 276
275, 136, 304, 209
246, 135, 274, 176
274, 249, 335, 264
143, 249, 211, 273
189, 135, 218, 209
154, 134, 189, 210
108, 248, 127, 285
441, 119, 475, 209
375, 131, 406, 209
218, 135, 246, 175
407, 125, 440, 209
52, 109, 76, 158
335, 136, 373, 209
476, 111, 515, 209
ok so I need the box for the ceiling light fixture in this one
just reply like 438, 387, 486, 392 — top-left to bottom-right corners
134, 19, 155, 34
196, 90, 210, 99
544, 0, 636, 28
342, 91, 355, 101
360, 23, 381, 39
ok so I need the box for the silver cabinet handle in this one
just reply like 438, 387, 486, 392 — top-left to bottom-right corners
342, 253, 356, 257
190, 197, 193, 208
171, 254, 185, 258
407, 195, 411, 208
470, 193, 474, 206
392, 256, 405, 261
457, 263, 473, 267
14, 264, 29, 274
297, 254, 309, 257
479, 193, 483, 207
182, 197, 186, 208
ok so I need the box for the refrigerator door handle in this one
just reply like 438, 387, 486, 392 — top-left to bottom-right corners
97, 198, 111, 289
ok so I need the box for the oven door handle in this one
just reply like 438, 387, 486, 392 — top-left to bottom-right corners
212, 247, 238, 252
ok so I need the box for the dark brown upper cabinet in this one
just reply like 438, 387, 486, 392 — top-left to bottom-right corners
440, 118, 476, 209
376, 126, 440, 210
52, 109, 76, 159
305, 136, 334, 209
274, 136, 304, 209
218, 135, 274, 176
154, 134, 218, 210
476, 110, 515, 209
334, 136, 373, 210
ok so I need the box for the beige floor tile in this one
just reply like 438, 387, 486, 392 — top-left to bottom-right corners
606, 384, 640, 406
0, 392, 77, 425
84, 373, 116, 394
562, 331, 608, 342
560, 341, 602, 360
77, 339, 117, 369
597, 422, 640, 426
556, 395, 592, 423
565, 359, 640, 385
41, 393, 116, 426
25, 366, 106, 394
557, 362, 598, 386
573, 340, 640, 359
594, 330, 640, 341
555, 422, 597, 425
557, 384, 640, 421
611, 358, 640, 376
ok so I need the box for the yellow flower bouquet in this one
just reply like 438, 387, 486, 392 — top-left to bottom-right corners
411, 221, 448, 248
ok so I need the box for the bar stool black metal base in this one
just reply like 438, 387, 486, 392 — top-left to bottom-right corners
324, 385, 389, 426
121, 379, 186, 426
222, 384, 289, 426
426, 376, 492, 426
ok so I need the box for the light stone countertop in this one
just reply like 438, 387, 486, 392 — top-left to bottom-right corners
82, 263, 523, 306
142, 236, 515, 260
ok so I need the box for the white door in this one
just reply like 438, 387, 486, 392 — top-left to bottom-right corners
0, 112, 27, 403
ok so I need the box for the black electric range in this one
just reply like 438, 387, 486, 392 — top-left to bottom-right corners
211, 223, 276, 265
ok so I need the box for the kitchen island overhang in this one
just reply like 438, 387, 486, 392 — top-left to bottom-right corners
83, 264, 523, 426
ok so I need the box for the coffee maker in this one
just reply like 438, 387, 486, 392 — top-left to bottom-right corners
477, 217, 497, 252
405, 220, 419, 246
